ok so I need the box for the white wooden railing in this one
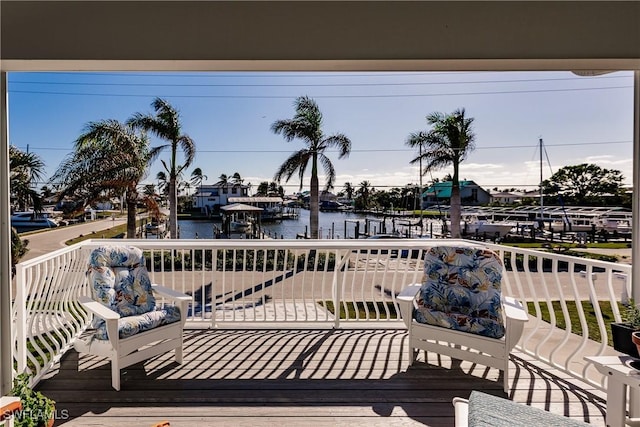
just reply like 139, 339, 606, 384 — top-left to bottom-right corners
12, 238, 631, 390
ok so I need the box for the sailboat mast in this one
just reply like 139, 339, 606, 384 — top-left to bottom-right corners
539, 138, 544, 219
419, 145, 423, 216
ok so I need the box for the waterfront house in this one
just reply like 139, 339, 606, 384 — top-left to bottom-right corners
193, 183, 250, 216
490, 191, 525, 206
422, 180, 491, 207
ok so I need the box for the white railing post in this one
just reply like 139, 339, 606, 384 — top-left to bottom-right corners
332, 249, 352, 329
0, 72, 13, 395
615, 272, 630, 305
14, 264, 28, 374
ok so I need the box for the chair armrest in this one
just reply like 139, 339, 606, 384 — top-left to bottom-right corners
397, 284, 421, 302
152, 284, 191, 301
503, 296, 528, 323
503, 296, 528, 352
152, 284, 191, 324
78, 295, 120, 346
452, 397, 469, 427
78, 295, 120, 320
397, 284, 421, 328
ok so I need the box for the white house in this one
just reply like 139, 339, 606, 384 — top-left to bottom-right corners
490, 191, 524, 205
193, 183, 250, 216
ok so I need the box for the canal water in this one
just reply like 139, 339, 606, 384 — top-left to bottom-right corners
177, 210, 435, 239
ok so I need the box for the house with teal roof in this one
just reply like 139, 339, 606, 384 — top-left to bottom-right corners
422, 180, 491, 207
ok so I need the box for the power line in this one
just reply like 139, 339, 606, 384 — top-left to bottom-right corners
17, 139, 632, 154
33, 179, 558, 189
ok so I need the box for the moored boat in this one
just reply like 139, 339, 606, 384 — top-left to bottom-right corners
460, 212, 515, 238
11, 211, 59, 231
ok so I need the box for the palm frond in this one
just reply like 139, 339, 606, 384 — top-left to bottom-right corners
322, 134, 351, 158
273, 150, 310, 187
178, 135, 196, 167
319, 154, 336, 191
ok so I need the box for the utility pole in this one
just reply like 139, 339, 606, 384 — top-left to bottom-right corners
539, 138, 544, 220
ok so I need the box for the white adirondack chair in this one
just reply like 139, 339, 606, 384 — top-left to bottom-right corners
397, 245, 528, 393
74, 245, 191, 391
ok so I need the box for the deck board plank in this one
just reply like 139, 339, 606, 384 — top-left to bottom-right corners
38, 329, 606, 426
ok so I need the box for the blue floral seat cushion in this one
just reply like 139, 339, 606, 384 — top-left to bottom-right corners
413, 246, 505, 339
87, 245, 181, 340
93, 305, 182, 340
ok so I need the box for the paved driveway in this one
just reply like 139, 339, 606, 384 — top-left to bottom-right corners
19, 217, 127, 262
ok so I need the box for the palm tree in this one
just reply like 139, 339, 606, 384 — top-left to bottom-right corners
271, 96, 351, 239
51, 119, 159, 238
342, 182, 354, 201
356, 180, 373, 210
128, 97, 196, 238
255, 182, 269, 196
231, 172, 244, 195
231, 172, 243, 186
8, 145, 42, 271
190, 167, 207, 213
9, 145, 45, 212
268, 182, 283, 197
156, 171, 169, 200
405, 108, 476, 238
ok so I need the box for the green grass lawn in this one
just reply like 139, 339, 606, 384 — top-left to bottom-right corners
527, 300, 620, 346
322, 299, 619, 347
65, 218, 147, 245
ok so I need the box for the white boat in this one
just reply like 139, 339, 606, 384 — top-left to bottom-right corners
595, 213, 632, 234
11, 211, 59, 231
460, 213, 516, 238
230, 220, 252, 232
145, 221, 166, 235
547, 218, 595, 232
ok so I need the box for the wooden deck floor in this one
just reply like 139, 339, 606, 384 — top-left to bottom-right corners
39, 328, 608, 426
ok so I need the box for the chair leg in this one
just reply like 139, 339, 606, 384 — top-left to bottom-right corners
407, 344, 417, 365
111, 360, 121, 391
175, 345, 183, 364
503, 358, 509, 393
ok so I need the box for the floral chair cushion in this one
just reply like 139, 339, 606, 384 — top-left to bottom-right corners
87, 245, 181, 340
93, 306, 182, 340
414, 245, 505, 339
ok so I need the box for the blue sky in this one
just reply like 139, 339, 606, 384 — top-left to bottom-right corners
7, 71, 635, 194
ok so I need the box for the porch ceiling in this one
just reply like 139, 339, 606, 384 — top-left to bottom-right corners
1, 1, 639, 71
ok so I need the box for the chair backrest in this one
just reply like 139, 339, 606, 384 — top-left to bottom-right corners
87, 245, 156, 317
415, 245, 505, 338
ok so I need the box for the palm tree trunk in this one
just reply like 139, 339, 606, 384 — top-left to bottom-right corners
450, 185, 462, 238
310, 155, 319, 239
169, 177, 178, 238
450, 162, 462, 238
126, 189, 137, 238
